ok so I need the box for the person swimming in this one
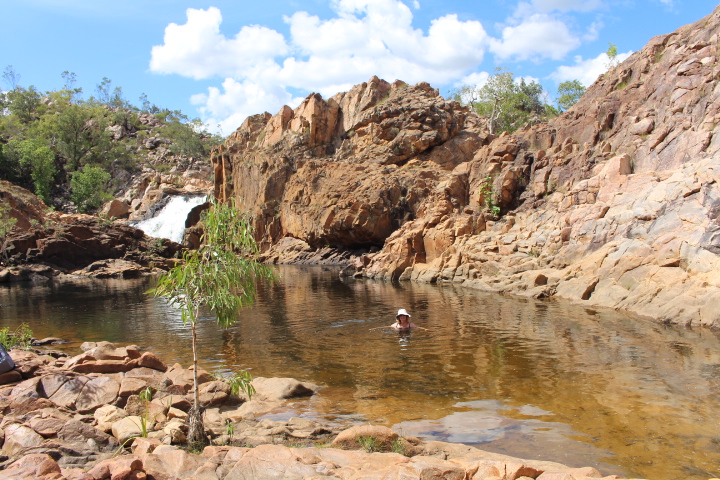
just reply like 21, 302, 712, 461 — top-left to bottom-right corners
392, 308, 417, 330
370, 308, 426, 331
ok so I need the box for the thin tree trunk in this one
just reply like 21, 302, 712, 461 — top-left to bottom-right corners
186, 320, 207, 447
192, 321, 199, 410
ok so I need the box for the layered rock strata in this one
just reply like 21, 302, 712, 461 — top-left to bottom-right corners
213, 7, 720, 327
0, 344, 642, 479
1, 183, 183, 281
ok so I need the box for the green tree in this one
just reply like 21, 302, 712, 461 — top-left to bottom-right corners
0, 202, 18, 264
147, 199, 275, 447
2, 65, 20, 90
54, 104, 111, 171
60, 71, 82, 104
0, 143, 18, 184
6, 86, 43, 123
12, 139, 56, 204
606, 43, 619, 69
92, 77, 128, 109
70, 165, 111, 212
557, 80, 587, 111
452, 68, 550, 135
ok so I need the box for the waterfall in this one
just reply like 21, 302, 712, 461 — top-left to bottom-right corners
134, 195, 207, 243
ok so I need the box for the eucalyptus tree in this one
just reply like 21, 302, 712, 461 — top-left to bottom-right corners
147, 199, 275, 446
452, 67, 550, 135
557, 80, 587, 111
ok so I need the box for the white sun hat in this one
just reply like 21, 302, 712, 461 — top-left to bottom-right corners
396, 308, 411, 318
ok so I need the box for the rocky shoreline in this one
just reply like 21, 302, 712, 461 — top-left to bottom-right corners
0, 342, 643, 480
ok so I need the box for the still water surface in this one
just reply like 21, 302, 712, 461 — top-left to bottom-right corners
1, 265, 719, 479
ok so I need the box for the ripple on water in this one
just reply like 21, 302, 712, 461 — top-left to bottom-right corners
2, 266, 720, 480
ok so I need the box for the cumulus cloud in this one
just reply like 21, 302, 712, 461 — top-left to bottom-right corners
150, 1, 491, 133
191, 79, 305, 136
456, 71, 490, 88
150, 7, 288, 80
489, 13, 581, 61
550, 50, 633, 87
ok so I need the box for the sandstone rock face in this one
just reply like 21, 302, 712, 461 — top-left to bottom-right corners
212, 77, 485, 253
1, 210, 183, 281
214, 7, 720, 327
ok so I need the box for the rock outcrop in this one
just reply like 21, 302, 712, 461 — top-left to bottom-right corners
0, 344, 642, 479
213, 7, 720, 327
1, 183, 183, 281
212, 77, 485, 254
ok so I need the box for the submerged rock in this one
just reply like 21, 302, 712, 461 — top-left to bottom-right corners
0, 343, 644, 479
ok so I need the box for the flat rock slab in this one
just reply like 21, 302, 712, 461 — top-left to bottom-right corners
252, 377, 318, 402
75, 375, 120, 413
48, 375, 89, 409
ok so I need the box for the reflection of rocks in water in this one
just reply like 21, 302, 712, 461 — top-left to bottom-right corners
393, 400, 627, 477
5, 265, 720, 480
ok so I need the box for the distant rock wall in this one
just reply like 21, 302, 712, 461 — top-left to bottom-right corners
1, 182, 183, 281
213, 6, 720, 327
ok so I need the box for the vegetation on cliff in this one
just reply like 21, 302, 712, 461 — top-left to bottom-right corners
451, 68, 586, 134
0, 67, 221, 213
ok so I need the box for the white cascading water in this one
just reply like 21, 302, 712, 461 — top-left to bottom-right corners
134, 195, 207, 243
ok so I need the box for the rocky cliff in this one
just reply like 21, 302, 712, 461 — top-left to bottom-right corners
1, 181, 182, 281
212, 7, 720, 328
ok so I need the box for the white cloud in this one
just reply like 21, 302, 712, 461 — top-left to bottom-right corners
528, 0, 603, 13
149, 7, 288, 80
456, 71, 490, 88
191, 78, 304, 135
583, 20, 602, 42
550, 50, 633, 87
489, 13, 581, 61
150, 1, 489, 133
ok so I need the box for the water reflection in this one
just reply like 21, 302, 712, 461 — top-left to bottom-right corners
1, 266, 719, 479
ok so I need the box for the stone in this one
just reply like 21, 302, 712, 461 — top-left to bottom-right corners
222, 400, 280, 421
331, 425, 398, 449
131, 436, 162, 456
95, 404, 128, 433
142, 448, 204, 479
251, 377, 318, 402
38, 373, 69, 398
102, 199, 131, 219
75, 376, 120, 413
48, 375, 89, 409
29, 417, 66, 437
137, 352, 167, 372
222, 444, 320, 480
393, 455, 466, 479
167, 407, 187, 420
163, 418, 187, 444
111, 416, 144, 446
119, 377, 149, 397
2, 423, 44, 455
164, 365, 213, 391
87, 455, 143, 480
0, 370, 22, 385
58, 419, 119, 453
0, 454, 62, 479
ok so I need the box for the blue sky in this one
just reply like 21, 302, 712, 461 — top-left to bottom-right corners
1, 0, 716, 135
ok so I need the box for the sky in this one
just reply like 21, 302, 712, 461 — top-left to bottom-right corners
1, 0, 717, 136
